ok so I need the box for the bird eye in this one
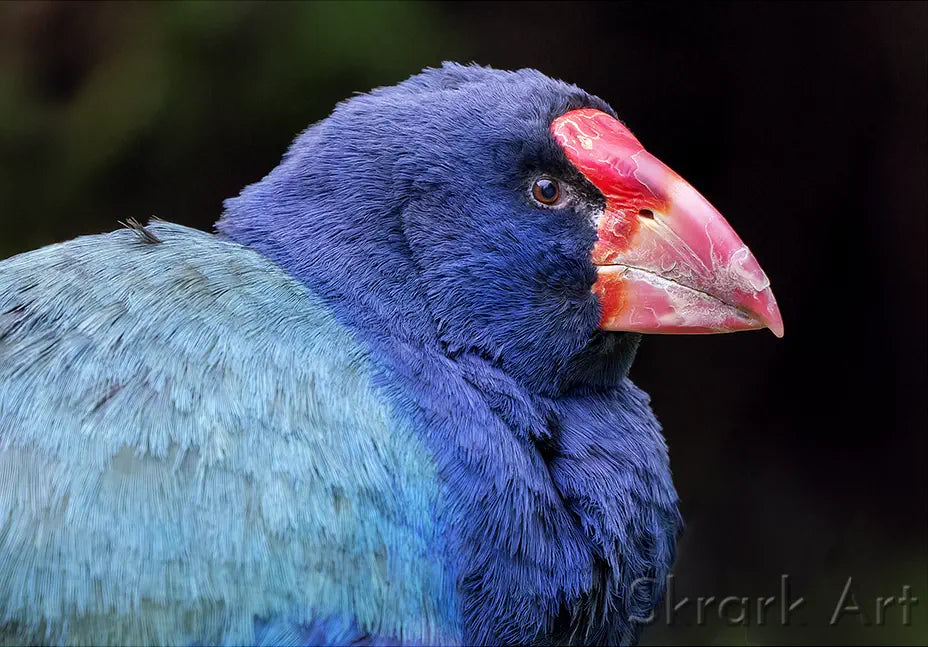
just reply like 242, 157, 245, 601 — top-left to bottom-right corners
531, 178, 561, 206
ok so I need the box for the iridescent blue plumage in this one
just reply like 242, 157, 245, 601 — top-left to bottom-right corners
0, 63, 681, 646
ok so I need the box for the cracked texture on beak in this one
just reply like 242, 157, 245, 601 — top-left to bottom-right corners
552, 109, 784, 337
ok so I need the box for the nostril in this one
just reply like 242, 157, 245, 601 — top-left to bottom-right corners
638, 209, 654, 219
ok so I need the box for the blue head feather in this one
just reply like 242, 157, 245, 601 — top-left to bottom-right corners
218, 63, 632, 394
219, 63, 681, 645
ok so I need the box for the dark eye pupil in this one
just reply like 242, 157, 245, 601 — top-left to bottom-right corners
533, 178, 560, 204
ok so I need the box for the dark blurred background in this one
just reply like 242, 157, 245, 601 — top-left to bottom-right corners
0, 1, 925, 644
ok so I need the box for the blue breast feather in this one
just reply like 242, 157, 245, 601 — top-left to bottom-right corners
356, 330, 681, 646
0, 222, 458, 645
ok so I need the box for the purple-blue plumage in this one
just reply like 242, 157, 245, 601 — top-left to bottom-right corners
220, 63, 681, 645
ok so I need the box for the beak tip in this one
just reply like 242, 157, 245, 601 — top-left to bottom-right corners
761, 302, 785, 338
745, 285, 784, 338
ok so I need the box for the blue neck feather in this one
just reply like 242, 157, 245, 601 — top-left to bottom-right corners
217, 64, 681, 645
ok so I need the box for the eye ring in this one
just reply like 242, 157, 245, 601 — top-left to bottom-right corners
531, 177, 561, 206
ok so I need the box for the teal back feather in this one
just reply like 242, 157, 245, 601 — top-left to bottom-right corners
0, 222, 459, 645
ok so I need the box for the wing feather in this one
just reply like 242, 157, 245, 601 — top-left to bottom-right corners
0, 223, 455, 646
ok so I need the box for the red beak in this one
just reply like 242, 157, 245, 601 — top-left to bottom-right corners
552, 109, 784, 337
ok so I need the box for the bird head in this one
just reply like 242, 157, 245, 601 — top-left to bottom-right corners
219, 63, 782, 393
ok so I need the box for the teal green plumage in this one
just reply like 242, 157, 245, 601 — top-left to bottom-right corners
0, 222, 457, 645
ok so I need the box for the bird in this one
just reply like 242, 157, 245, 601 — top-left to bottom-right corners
0, 63, 783, 646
